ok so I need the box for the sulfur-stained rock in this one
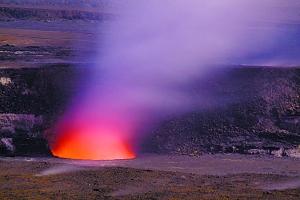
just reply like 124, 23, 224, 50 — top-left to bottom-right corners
286, 146, 300, 158
248, 149, 269, 155
0, 138, 15, 155
0, 114, 43, 137
0, 114, 49, 156
271, 147, 285, 158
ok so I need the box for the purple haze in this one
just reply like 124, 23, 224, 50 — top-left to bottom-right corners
56, 0, 298, 157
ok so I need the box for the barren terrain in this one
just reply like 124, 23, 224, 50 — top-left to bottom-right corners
1, 154, 300, 200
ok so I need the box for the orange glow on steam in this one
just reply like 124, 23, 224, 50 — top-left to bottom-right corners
50, 120, 136, 160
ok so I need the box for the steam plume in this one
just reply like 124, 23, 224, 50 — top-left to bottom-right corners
50, 0, 295, 160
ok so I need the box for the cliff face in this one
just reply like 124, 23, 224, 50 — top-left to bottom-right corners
0, 114, 46, 155
0, 66, 299, 157
143, 68, 300, 156
0, 66, 83, 155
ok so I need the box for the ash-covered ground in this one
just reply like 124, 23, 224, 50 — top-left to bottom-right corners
1, 154, 300, 199
0, 1, 300, 199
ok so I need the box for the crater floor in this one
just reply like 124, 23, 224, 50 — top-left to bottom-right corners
0, 154, 300, 200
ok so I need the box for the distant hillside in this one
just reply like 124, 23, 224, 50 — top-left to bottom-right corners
0, 6, 112, 21
0, 0, 117, 21
0, 0, 111, 9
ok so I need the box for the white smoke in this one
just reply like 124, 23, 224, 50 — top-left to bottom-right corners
92, 0, 287, 114
57, 1, 298, 156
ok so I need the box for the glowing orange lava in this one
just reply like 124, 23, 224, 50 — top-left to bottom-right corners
50, 122, 136, 160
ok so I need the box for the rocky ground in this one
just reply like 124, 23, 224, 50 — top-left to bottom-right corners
0, 154, 300, 200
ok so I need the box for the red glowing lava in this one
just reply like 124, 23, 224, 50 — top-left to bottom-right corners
50, 120, 136, 160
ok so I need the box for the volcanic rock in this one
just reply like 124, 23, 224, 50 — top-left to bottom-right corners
0, 114, 43, 136
144, 68, 300, 157
1, 66, 300, 157
271, 147, 285, 158
0, 114, 49, 156
285, 146, 300, 158
0, 4, 112, 21
0, 138, 15, 155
